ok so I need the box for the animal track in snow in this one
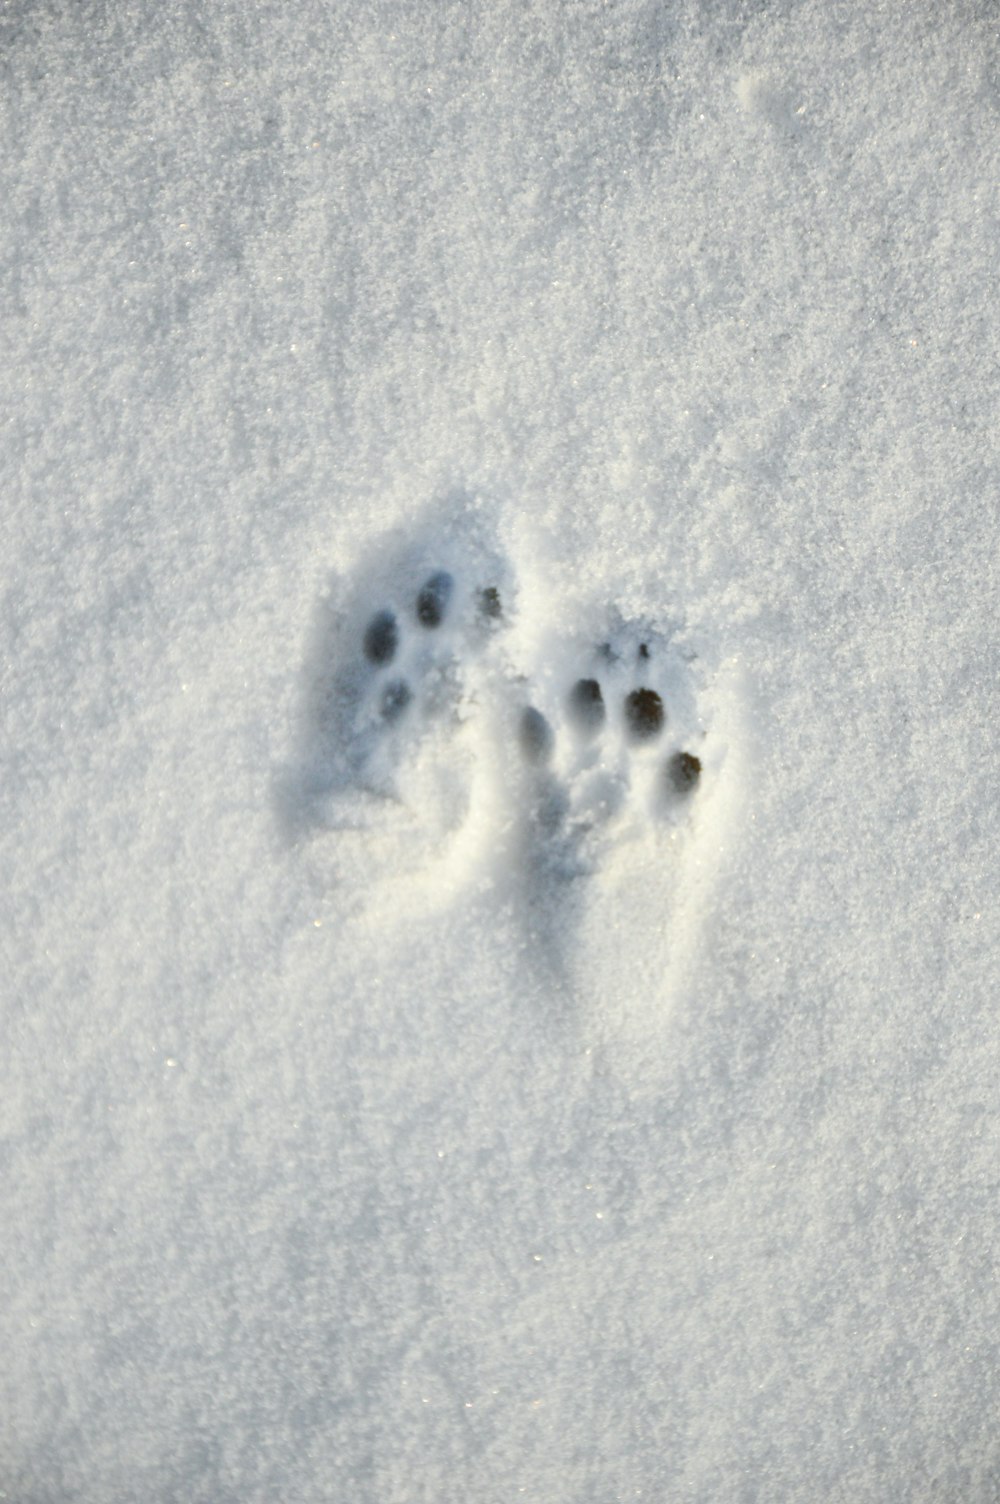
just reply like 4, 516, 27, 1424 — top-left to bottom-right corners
281, 501, 513, 905
509, 612, 709, 880
496, 595, 735, 1061
348, 563, 505, 791
281, 502, 735, 1048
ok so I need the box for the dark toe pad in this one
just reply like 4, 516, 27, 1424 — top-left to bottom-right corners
416, 570, 454, 628
520, 706, 554, 763
568, 677, 606, 734
624, 688, 664, 740
364, 609, 399, 665
668, 750, 701, 792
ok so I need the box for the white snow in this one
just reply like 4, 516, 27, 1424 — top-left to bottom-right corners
2, 1, 1000, 1499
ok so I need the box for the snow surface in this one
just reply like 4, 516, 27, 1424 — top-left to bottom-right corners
2, 1, 1000, 1499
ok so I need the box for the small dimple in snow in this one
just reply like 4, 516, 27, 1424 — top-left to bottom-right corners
568, 677, 606, 735
478, 585, 502, 620
381, 677, 412, 722
520, 706, 554, 764
624, 687, 664, 740
668, 750, 701, 793
416, 570, 454, 628
364, 608, 398, 665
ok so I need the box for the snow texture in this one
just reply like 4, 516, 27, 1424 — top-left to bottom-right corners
2, 1, 1000, 1500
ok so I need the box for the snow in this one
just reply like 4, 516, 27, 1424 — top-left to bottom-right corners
2, 1, 1000, 1499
